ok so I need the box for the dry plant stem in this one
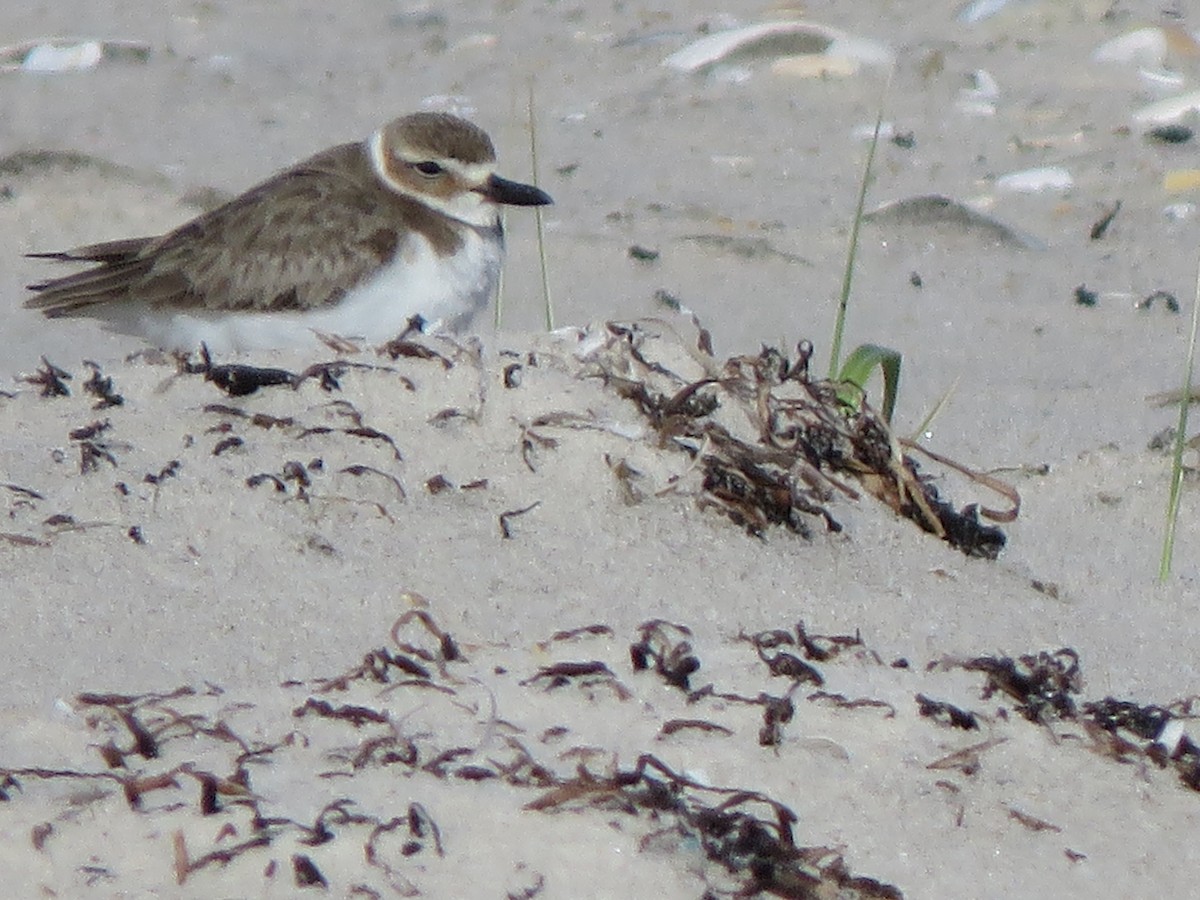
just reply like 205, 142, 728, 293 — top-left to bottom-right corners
1160, 256, 1200, 580
909, 375, 960, 442
901, 437, 1020, 523
527, 79, 553, 331
494, 212, 506, 329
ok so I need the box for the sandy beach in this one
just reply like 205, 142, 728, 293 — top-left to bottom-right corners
3, 1, 1200, 897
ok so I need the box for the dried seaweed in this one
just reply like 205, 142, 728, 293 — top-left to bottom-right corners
180, 345, 395, 397
499, 501, 541, 539
520, 661, 632, 700
144, 460, 181, 486
0, 617, 909, 897
540, 624, 614, 648
945, 649, 1081, 724
738, 624, 884, 699
377, 317, 454, 368
916, 694, 979, 730
341, 465, 406, 499
658, 719, 734, 738
68, 419, 110, 441
202, 405, 294, 429
925, 650, 1200, 796
0, 532, 49, 547
293, 853, 328, 888
687, 684, 797, 748
293, 697, 389, 727
364, 803, 445, 894
2, 483, 44, 501
794, 621, 869, 663
526, 753, 902, 899
208, 363, 295, 397
1082, 697, 1174, 741
926, 738, 1007, 776
321, 400, 404, 461
808, 691, 896, 718
761, 648, 823, 685
30, 822, 53, 850
212, 435, 244, 456
78, 361, 123, 408
11, 614, 1200, 898
247, 460, 316, 500
588, 323, 1009, 556
759, 694, 796, 747
1080, 696, 1200, 793
389, 609, 462, 664
630, 620, 700, 691
1006, 806, 1061, 833
69, 416, 123, 474
519, 425, 559, 472
21, 357, 71, 398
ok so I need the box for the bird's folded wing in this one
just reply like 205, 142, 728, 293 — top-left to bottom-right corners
25, 143, 415, 317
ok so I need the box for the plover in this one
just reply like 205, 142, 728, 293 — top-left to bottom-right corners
24, 112, 552, 352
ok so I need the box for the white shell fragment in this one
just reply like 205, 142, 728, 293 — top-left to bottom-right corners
0, 38, 151, 73
956, 0, 1034, 24
1092, 27, 1200, 92
1095, 27, 1200, 102
956, 68, 1000, 116
663, 21, 894, 76
22, 41, 102, 72
1163, 202, 1196, 222
1156, 719, 1185, 756
1092, 27, 1169, 68
1133, 90, 1200, 127
1138, 68, 1186, 91
996, 166, 1074, 194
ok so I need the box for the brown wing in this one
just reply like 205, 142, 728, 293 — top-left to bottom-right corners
24, 143, 420, 318
25, 238, 159, 316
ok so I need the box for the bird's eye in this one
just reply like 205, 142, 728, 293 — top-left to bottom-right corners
413, 161, 443, 177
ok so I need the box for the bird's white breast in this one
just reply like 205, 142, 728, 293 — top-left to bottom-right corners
140, 227, 503, 354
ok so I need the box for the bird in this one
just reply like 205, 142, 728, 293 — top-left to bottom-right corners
24, 112, 552, 353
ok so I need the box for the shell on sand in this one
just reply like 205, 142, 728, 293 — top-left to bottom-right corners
1133, 90, 1200, 127
1092, 25, 1200, 68
0, 38, 150, 73
995, 166, 1074, 195
663, 21, 894, 75
864, 194, 1046, 250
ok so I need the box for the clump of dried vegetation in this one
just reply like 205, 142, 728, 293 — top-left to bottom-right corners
580, 320, 1014, 557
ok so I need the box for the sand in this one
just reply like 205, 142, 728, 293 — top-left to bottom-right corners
2, 1, 1200, 897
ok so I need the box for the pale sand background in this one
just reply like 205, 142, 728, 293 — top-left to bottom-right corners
3, 1, 1200, 897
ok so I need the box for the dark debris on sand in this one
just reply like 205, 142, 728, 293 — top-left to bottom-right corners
589, 323, 1011, 558
0, 612, 906, 898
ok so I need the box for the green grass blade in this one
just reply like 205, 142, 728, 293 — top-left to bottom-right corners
828, 70, 892, 379
837, 342, 902, 424
1159, 256, 1200, 581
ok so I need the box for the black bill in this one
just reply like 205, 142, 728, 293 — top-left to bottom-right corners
480, 174, 552, 207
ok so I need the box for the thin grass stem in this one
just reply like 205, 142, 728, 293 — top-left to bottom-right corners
1159, 256, 1200, 580
526, 80, 553, 331
828, 69, 892, 379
